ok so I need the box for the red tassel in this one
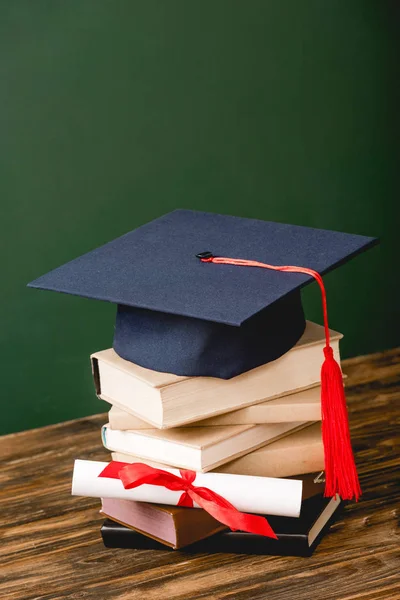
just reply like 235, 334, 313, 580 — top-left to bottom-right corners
198, 253, 362, 501
321, 346, 361, 501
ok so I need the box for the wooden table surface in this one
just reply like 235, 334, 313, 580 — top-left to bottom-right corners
1, 349, 399, 600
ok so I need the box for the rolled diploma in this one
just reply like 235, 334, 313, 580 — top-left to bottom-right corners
72, 459, 302, 518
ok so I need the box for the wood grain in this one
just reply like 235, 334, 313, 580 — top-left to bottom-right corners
0, 348, 399, 600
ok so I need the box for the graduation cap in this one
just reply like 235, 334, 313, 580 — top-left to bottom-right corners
28, 209, 377, 500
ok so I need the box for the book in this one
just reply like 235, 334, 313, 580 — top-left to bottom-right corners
92, 321, 342, 428
111, 422, 324, 478
101, 421, 308, 472
99, 472, 325, 549
107, 385, 322, 429
101, 494, 342, 556
215, 422, 324, 477
100, 498, 226, 549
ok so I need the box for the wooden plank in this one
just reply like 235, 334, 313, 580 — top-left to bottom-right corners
0, 349, 399, 600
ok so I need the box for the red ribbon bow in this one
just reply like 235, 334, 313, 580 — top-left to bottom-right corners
99, 461, 277, 539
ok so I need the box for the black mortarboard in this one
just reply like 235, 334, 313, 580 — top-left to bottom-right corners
28, 209, 377, 379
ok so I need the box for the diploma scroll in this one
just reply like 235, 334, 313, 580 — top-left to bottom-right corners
72, 459, 303, 518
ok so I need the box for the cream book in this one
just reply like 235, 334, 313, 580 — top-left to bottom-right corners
107, 385, 322, 429
112, 422, 324, 478
92, 321, 342, 429
101, 421, 309, 472
215, 422, 324, 477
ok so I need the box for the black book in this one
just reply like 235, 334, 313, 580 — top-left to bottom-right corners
101, 494, 342, 557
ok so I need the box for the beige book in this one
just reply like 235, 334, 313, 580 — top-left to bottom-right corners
215, 422, 324, 477
107, 385, 322, 429
92, 321, 342, 429
112, 422, 324, 478
102, 421, 310, 472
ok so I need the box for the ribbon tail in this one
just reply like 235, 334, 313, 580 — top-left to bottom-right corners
99, 461, 190, 492
99, 461, 130, 479
192, 493, 277, 539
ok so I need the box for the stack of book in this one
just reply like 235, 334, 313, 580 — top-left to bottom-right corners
89, 320, 343, 556
29, 210, 374, 556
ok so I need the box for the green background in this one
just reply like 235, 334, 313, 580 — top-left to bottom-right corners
1, 1, 398, 435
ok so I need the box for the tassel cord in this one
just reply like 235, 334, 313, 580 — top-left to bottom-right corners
200, 254, 361, 501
